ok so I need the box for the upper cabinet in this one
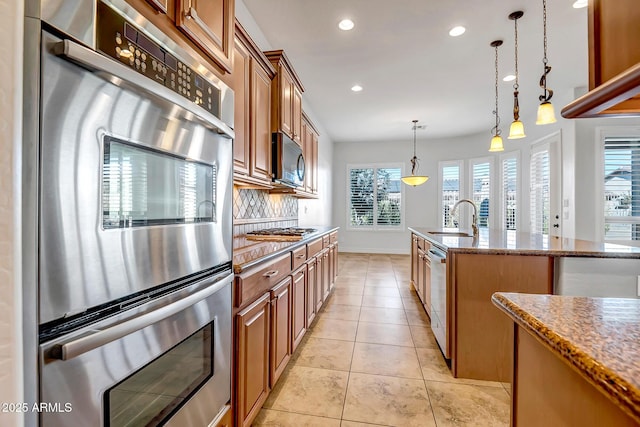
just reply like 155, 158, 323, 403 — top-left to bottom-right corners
302, 112, 319, 197
264, 50, 305, 146
231, 21, 276, 188
125, 0, 234, 75
562, 0, 640, 118
175, 0, 235, 73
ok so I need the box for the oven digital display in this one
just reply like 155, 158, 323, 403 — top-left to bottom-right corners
137, 32, 165, 62
124, 22, 137, 43
165, 54, 177, 71
194, 75, 204, 90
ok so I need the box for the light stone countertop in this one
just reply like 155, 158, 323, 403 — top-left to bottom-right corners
492, 292, 640, 424
408, 227, 640, 258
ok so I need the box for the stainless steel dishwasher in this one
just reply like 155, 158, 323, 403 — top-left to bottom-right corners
429, 246, 449, 358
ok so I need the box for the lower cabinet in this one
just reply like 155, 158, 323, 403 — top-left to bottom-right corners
305, 257, 317, 326
315, 253, 324, 312
291, 266, 306, 352
321, 249, 330, 301
236, 293, 270, 427
269, 277, 292, 387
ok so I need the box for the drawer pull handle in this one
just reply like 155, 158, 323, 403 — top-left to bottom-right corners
263, 270, 279, 278
295, 254, 306, 259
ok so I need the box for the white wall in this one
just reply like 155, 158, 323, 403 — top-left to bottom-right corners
236, 0, 334, 227
0, 0, 23, 426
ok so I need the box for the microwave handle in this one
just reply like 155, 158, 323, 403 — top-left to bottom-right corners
53, 39, 234, 140
49, 273, 233, 361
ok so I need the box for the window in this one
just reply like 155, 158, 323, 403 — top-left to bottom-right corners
470, 158, 492, 228
603, 138, 640, 242
348, 165, 403, 229
530, 144, 550, 235
500, 154, 518, 230
439, 161, 463, 227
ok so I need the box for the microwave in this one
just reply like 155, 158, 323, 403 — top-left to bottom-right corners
272, 132, 305, 188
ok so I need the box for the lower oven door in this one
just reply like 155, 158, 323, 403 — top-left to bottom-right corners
39, 273, 232, 427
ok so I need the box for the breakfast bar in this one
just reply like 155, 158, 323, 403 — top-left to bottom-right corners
492, 293, 640, 427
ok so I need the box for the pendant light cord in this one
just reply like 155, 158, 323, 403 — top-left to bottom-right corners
492, 43, 501, 137
539, 0, 553, 102
513, 15, 520, 120
411, 120, 418, 174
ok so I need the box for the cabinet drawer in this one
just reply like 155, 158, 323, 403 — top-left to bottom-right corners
307, 238, 323, 258
291, 246, 307, 271
417, 237, 426, 251
236, 253, 292, 308
329, 231, 338, 244
322, 235, 330, 249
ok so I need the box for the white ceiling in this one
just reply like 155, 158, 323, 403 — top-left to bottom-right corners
242, 0, 588, 143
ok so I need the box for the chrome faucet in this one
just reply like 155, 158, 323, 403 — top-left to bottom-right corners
450, 199, 479, 237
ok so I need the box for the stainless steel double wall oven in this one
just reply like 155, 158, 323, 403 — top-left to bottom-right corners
24, 0, 235, 425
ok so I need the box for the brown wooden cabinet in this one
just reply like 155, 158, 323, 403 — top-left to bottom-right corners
175, 0, 235, 73
235, 293, 270, 427
231, 22, 276, 187
562, 0, 640, 118
264, 50, 304, 145
290, 266, 306, 352
315, 252, 325, 312
300, 112, 319, 198
305, 257, 317, 326
269, 277, 291, 387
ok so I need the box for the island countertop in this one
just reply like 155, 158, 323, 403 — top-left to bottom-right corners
408, 227, 640, 258
492, 292, 640, 424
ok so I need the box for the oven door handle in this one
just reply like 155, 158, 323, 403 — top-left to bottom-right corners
49, 272, 233, 361
53, 39, 234, 140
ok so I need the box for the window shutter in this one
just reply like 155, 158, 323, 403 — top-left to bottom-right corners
530, 147, 550, 235
349, 168, 375, 227
472, 162, 491, 228
603, 138, 640, 241
501, 157, 517, 230
375, 168, 402, 226
441, 165, 460, 227
348, 166, 403, 229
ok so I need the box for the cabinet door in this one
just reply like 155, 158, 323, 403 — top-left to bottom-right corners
279, 68, 294, 138
175, 0, 234, 73
315, 255, 324, 311
292, 86, 302, 146
328, 244, 336, 291
270, 277, 292, 387
306, 259, 317, 326
236, 293, 270, 427
291, 267, 306, 352
322, 251, 330, 300
332, 242, 339, 282
311, 131, 318, 194
423, 255, 431, 318
411, 234, 419, 290
145, 0, 168, 13
231, 38, 250, 176
250, 60, 272, 182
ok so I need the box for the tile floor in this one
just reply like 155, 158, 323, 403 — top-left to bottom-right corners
253, 253, 511, 427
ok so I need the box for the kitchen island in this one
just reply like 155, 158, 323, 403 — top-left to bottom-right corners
408, 227, 640, 382
492, 293, 640, 427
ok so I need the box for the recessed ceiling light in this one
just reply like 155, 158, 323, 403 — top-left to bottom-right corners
572, 0, 587, 8
449, 26, 466, 37
338, 19, 355, 31
503, 74, 516, 82
351, 85, 363, 92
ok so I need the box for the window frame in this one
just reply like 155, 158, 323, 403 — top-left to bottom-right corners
596, 126, 640, 244
438, 160, 465, 228
346, 163, 405, 231
468, 156, 495, 229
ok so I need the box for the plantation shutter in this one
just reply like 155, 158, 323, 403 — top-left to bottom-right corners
348, 166, 403, 229
530, 146, 550, 235
603, 138, 640, 242
349, 167, 375, 227
441, 164, 461, 227
501, 157, 518, 230
471, 161, 491, 228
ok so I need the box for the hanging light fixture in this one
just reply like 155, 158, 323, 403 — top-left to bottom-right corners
401, 120, 429, 186
508, 11, 526, 139
489, 40, 504, 152
536, 0, 557, 125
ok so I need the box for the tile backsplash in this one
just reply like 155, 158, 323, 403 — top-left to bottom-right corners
233, 188, 298, 235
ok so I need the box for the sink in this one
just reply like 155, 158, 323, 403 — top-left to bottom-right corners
428, 230, 474, 237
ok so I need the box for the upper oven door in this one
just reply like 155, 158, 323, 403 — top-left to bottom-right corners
39, 30, 233, 325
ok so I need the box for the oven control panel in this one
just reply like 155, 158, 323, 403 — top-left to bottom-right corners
96, 2, 220, 116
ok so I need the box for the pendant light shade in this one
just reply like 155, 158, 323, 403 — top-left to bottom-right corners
489, 135, 504, 152
508, 11, 526, 139
536, 101, 557, 124
536, 0, 557, 125
401, 120, 429, 186
489, 40, 504, 152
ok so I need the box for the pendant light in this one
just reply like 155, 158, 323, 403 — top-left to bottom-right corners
508, 11, 526, 139
489, 40, 504, 152
536, 0, 557, 124
401, 120, 429, 186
